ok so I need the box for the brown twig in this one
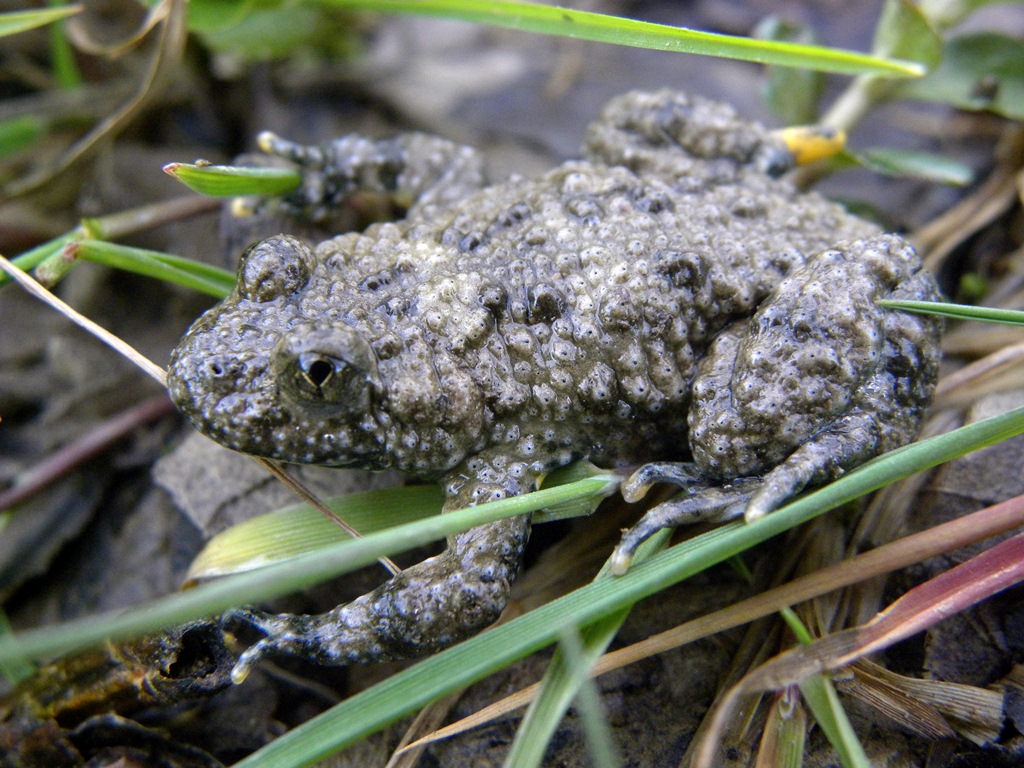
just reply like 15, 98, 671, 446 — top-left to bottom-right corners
0, 394, 174, 513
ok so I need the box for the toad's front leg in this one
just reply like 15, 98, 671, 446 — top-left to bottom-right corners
255, 131, 486, 224
227, 459, 534, 680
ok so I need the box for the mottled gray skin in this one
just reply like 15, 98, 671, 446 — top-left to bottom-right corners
167, 91, 941, 675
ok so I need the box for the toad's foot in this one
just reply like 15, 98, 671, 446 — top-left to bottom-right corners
254, 131, 485, 224
610, 443, 868, 575
611, 464, 763, 575
226, 510, 530, 681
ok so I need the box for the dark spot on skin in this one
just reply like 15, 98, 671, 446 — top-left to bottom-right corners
478, 283, 508, 316
459, 231, 484, 251
631, 184, 674, 214
527, 283, 564, 324
378, 158, 403, 192
360, 270, 394, 291
487, 203, 531, 235
373, 334, 403, 360
565, 196, 603, 224
652, 250, 707, 287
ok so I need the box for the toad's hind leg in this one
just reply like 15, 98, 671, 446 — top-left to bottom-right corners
226, 461, 533, 679
612, 236, 941, 572
583, 89, 795, 178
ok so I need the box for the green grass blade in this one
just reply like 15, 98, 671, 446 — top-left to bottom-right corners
857, 148, 973, 185
798, 673, 869, 768
163, 161, 302, 197
0, 234, 77, 290
0, 6, 80, 37
319, 0, 924, 77
47, 0, 81, 87
781, 608, 869, 768
231, 404, 1024, 768
504, 531, 670, 768
879, 299, 1024, 325
69, 241, 236, 297
0, 610, 34, 685
534, 461, 616, 523
548, 627, 622, 768
0, 476, 617, 665
188, 485, 444, 579
0, 115, 47, 159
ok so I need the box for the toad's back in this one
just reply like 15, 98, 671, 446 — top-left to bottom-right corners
282, 154, 877, 471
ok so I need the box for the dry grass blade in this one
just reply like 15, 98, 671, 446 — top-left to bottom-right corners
65, 0, 168, 56
835, 665, 957, 740
400, 694, 524, 753
402, 493, 1024, 753
385, 690, 464, 768
3, 0, 189, 198
847, 659, 1003, 745
0, 253, 167, 385
86, 195, 223, 240
693, 527, 1024, 767
915, 126, 1024, 270
933, 340, 1024, 408
0, 394, 173, 512
256, 458, 402, 576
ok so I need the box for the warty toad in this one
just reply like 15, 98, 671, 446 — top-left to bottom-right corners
168, 91, 941, 676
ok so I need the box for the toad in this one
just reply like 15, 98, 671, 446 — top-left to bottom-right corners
167, 91, 941, 676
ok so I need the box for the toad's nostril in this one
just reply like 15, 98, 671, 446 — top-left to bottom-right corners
201, 356, 244, 383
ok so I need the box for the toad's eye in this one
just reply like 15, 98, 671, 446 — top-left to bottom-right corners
238, 235, 313, 302
273, 323, 380, 409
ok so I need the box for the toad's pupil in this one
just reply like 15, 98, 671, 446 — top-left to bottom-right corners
303, 358, 336, 388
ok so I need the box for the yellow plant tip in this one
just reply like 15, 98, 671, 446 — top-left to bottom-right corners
776, 125, 847, 165
230, 197, 257, 218
257, 131, 279, 153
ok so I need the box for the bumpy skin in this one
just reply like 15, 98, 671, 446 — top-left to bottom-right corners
167, 91, 942, 674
